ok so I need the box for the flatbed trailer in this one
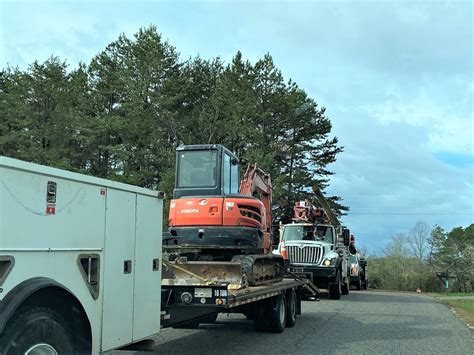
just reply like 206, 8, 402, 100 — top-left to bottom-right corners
161, 272, 319, 332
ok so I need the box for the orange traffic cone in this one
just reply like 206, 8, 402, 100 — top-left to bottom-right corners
280, 241, 288, 259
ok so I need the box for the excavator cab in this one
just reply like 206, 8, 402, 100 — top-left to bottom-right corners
173, 144, 239, 199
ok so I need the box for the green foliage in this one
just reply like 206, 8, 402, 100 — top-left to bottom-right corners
369, 223, 474, 292
0, 26, 346, 224
430, 224, 474, 292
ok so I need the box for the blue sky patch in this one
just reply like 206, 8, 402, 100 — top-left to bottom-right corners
434, 152, 474, 168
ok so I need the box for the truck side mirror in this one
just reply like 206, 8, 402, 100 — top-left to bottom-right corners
343, 229, 350, 247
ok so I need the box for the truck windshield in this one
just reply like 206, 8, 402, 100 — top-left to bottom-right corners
282, 225, 315, 241
177, 150, 218, 187
314, 225, 334, 243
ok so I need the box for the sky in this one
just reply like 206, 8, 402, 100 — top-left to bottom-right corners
1, 0, 473, 252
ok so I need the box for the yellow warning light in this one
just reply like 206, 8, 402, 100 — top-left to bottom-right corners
216, 298, 223, 305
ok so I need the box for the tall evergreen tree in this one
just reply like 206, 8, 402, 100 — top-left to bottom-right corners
1, 26, 347, 222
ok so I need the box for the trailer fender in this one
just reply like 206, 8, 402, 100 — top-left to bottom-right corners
0, 277, 71, 333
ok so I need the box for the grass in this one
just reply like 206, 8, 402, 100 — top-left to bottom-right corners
442, 299, 474, 326
427, 291, 474, 298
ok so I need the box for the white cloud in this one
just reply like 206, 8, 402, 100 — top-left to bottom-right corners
360, 82, 474, 155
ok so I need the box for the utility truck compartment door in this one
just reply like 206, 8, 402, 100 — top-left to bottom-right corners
132, 194, 162, 341
102, 190, 136, 350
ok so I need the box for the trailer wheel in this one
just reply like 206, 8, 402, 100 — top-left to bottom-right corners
329, 271, 342, 300
268, 294, 287, 333
253, 301, 270, 331
0, 306, 75, 355
285, 290, 297, 328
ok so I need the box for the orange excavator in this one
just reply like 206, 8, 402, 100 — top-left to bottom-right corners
164, 144, 284, 285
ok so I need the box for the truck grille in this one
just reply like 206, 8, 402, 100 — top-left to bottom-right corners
287, 245, 323, 265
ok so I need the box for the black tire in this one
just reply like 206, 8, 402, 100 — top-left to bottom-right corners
268, 294, 286, 333
253, 301, 270, 331
253, 294, 287, 333
329, 271, 342, 300
356, 278, 362, 291
285, 290, 297, 327
342, 279, 350, 295
0, 306, 75, 355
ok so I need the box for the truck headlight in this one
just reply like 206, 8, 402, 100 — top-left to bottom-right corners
180, 292, 193, 304
323, 258, 336, 266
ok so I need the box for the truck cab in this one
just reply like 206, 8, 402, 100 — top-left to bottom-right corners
275, 223, 351, 299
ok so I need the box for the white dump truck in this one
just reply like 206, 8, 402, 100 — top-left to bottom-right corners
0, 156, 318, 354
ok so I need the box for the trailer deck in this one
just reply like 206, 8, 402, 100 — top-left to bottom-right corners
161, 275, 319, 329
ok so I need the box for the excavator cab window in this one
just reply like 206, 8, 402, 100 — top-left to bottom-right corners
223, 153, 231, 194
230, 158, 239, 193
223, 153, 240, 195
177, 150, 218, 188
173, 144, 240, 198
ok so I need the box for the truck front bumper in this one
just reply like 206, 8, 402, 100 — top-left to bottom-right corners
288, 265, 338, 290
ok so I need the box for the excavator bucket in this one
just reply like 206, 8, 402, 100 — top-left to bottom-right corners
162, 260, 246, 289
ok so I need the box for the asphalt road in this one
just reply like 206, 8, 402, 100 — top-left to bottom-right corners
112, 290, 473, 355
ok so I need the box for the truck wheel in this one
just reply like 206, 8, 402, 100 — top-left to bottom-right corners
329, 272, 342, 300
285, 290, 297, 327
0, 306, 75, 355
356, 278, 362, 291
342, 279, 350, 295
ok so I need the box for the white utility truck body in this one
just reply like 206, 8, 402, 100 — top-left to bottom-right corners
0, 156, 163, 353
